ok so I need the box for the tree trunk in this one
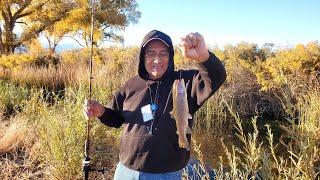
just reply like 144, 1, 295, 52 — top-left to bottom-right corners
3, 21, 15, 54
0, 27, 4, 56
1, 0, 32, 55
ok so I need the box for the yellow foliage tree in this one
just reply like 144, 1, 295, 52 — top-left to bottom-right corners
252, 42, 320, 90
56, 0, 141, 48
0, 0, 75, 55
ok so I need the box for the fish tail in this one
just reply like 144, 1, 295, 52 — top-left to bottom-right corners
178, 135, 190, 151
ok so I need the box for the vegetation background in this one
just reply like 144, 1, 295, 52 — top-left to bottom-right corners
0, 0, 319, 179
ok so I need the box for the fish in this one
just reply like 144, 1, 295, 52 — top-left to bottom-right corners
170, 79, 192, 150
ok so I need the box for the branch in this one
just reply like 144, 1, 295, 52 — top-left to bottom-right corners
1, 8, 8, 24
53, 38, 61, 51
65, 35, 85, 48
16, 21, 27, 25
5, 2, 12, 20
13, 0, 32, 20
20, 8, 69, 43
42, 32, 52, 49
102, 24, 110, 31
15, 11, 33, 19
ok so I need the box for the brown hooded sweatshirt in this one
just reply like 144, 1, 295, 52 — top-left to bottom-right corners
99, 30, 227, 173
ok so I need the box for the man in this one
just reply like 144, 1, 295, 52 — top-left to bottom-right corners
84, 30, 226, 179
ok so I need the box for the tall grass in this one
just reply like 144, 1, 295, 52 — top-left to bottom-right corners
276, 87, 320, 179
0, 80, 30, 117
0, 83, 121, 179
0, 44, 319, 179
210, 91, 320, 179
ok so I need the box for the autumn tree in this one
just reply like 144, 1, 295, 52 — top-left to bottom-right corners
0, 0, 77, 55
0, 0, 34, 55
30, 0, 140, 56
60, 0, 141, 48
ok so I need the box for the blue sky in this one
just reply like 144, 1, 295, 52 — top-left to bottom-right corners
57, 0, 320, 50
121, 0, 320, 48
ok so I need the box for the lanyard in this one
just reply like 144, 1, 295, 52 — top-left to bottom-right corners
147, 82, 160, 134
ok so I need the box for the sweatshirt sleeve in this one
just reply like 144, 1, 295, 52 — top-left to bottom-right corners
98, 90, 125, 128
188, 52, 227, 113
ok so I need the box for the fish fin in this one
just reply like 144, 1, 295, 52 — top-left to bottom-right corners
185, 80, 191, 89
172, 80, 178, 97
181, 78, 185, 85
188, 113, 192, 119
185, 142, 191, 151
186, 127, 192, 134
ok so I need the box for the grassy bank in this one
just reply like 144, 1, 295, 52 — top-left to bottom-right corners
0, 43, 319, 179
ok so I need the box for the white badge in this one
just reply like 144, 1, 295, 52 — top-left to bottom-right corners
141, 104, 154, 122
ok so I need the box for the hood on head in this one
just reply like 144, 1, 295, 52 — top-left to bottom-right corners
138, 30, 174, 80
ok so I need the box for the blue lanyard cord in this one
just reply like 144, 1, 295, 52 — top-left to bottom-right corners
148, 82, 160, 112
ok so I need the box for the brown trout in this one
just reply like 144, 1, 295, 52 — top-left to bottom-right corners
170, 79, 192, 150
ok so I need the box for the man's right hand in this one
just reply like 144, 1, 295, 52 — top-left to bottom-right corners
83, 99, 105, 118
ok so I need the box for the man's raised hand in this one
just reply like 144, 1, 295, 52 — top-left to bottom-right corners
179, 32, 209, 63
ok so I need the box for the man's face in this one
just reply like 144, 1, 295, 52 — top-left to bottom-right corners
144, 40, 170, 80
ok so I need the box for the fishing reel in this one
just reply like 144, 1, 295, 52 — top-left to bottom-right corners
83, 157, 106, 180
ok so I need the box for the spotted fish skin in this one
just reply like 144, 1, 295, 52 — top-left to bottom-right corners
170, 79, 192, 151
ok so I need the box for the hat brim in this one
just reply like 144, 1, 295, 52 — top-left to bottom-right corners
142, 38, 169, 48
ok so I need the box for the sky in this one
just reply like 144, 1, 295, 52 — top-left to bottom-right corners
58, 0, 320, 50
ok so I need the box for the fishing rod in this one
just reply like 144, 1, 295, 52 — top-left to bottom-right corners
83, 0, 105, 179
